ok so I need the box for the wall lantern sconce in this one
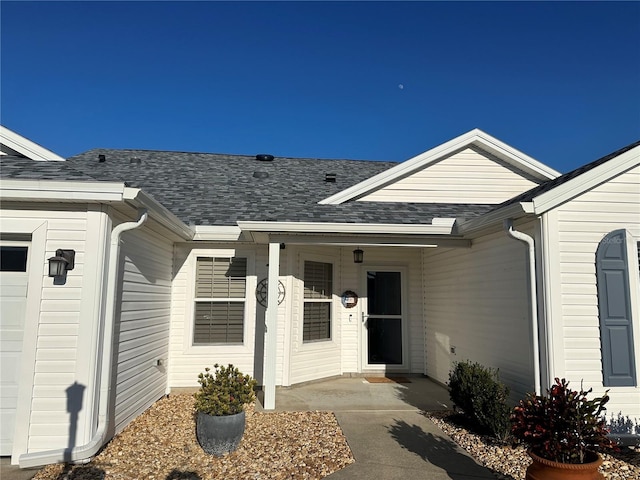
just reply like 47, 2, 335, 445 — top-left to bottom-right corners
353, 248, 364, 264
48, 249, 75, 277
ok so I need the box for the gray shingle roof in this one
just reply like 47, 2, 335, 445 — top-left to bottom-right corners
0, 155, 97, 181
492, 139, 640, 210
58, 149, 493, 226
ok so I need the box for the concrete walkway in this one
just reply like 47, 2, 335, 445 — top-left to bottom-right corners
269, 376, 496, 480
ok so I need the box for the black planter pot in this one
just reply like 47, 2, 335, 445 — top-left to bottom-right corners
196, 410, 246, 456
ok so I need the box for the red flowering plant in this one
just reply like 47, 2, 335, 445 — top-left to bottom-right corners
194, 364, 256, 416
510, 378, 618, 464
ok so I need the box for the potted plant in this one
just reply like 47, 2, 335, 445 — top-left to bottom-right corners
194, 364, 257, 456
511, 378, 618, 480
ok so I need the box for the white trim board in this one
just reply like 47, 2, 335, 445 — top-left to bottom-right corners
0, 126, 65, 161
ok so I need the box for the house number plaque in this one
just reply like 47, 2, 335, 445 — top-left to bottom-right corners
341, 290, 358, 308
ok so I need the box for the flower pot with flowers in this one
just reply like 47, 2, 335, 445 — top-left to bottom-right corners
194, 364, 257, 456
510, 378, 618, 480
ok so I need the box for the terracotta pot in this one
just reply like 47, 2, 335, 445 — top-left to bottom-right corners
196, 410, 246, 456
526, 450, 603, 480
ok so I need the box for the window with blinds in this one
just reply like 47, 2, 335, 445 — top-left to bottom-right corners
193, 257, 247, 344
303, 261, 332, 342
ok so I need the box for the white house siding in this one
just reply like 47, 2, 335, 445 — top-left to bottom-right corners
547, 164, 640, 417
111, 216, 174, 434
288, 246, 343, 385
358, 147, 538, 204
168, 243, 266, 388
424, 224, 534, 403
287, 246, 425, 385
0, 203, 109, 456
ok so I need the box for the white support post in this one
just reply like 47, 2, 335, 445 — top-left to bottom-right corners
263, 241, 280, 410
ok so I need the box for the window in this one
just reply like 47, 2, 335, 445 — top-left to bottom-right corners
193, 257, 247, 345
596, 230, 636, 386
303, 261, 333, 342
0, 246, 28, 272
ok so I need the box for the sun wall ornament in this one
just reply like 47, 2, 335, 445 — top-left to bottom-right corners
255, 278, 286, 307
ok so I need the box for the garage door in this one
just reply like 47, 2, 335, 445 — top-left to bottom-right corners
0, 243, 29, 456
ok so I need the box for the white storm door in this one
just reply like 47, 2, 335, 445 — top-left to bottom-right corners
362, 268, 407, 371
0, 242, 29, 455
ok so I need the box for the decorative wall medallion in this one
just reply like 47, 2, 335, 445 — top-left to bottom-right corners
341, 290, 358, 308
256, 278, 286, 307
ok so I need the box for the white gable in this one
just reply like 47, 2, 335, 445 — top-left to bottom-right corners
320, 129, 560, 205
0, 126, 65, 161
359, 145, 541, 204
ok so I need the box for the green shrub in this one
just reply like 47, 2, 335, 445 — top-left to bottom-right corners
194, 364, 256, 416
448, 360, 511, 440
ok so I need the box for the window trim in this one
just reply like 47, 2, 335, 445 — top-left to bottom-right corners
300, 255, 335, 345
184, 249, 255, 354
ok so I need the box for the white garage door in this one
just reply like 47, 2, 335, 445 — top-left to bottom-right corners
0, 242, 29, 456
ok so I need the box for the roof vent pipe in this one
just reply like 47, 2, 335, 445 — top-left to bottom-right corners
256, 154, 274, 162
98, 154, 106, 163
325, 173, 337, 183
130, 157, 141, 164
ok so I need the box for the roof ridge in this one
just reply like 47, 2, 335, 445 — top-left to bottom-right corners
75, 148, 399, 164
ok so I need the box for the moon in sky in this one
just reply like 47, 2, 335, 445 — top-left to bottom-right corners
398, 84, 404, 90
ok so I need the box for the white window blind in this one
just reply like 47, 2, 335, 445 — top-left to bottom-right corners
194, 257, 246, 344
303, 261, 332, 342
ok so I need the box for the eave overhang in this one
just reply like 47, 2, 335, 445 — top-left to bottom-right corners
236, 218, 470, 247
0, 179, 193, 240
458, 202, 535, 237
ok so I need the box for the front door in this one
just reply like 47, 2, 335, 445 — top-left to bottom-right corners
362, 268, 406, 370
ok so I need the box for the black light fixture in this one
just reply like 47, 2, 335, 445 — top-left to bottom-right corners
48, 249, 75, 277
353, 247, 364, 264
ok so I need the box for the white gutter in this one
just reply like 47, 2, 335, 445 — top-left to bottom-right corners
237, 219, 457, 236
19, 210, 148, 468
504, 219, 541, 396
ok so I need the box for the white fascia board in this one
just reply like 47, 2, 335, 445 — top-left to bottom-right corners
532, 145, 640, 215
123, 188, 194, 240
458, 202, 535, 235
192, 225, 243, 241
0, 125, 65, 161
237, 220, 456, 236
319, 129, 559, 205
0, 179, 127, 201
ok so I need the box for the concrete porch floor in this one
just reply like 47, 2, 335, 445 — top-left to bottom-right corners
258, 376, 496, 480
260, 375, 453, 412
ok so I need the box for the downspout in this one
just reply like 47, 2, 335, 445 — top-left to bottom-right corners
504, 219, 541, 396
20, 210, 148, 468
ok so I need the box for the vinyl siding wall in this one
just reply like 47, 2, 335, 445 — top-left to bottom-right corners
423, 224, 535, 402
0, 203, 109, 455
288, 246, 425, 385
359, 147, 539, 204
545, 164, 640, 417
111, 216, 174, 434
288, 247, 342, 384
168, 243, 269, 388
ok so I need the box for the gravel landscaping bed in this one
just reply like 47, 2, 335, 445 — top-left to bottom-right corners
33, 394, 354, 480
31, 394, 639, 480
426, 411, 640, 480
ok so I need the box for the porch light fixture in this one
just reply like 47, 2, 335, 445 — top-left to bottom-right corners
48, 249, 75, 277
353, 248, 364, 264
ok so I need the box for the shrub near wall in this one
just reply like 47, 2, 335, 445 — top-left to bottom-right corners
448, 360, 511, 440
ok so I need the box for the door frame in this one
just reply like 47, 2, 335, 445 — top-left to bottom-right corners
359, 265, 409, 372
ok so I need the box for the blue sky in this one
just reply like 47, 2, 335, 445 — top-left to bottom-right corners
2, 1, 639, 172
